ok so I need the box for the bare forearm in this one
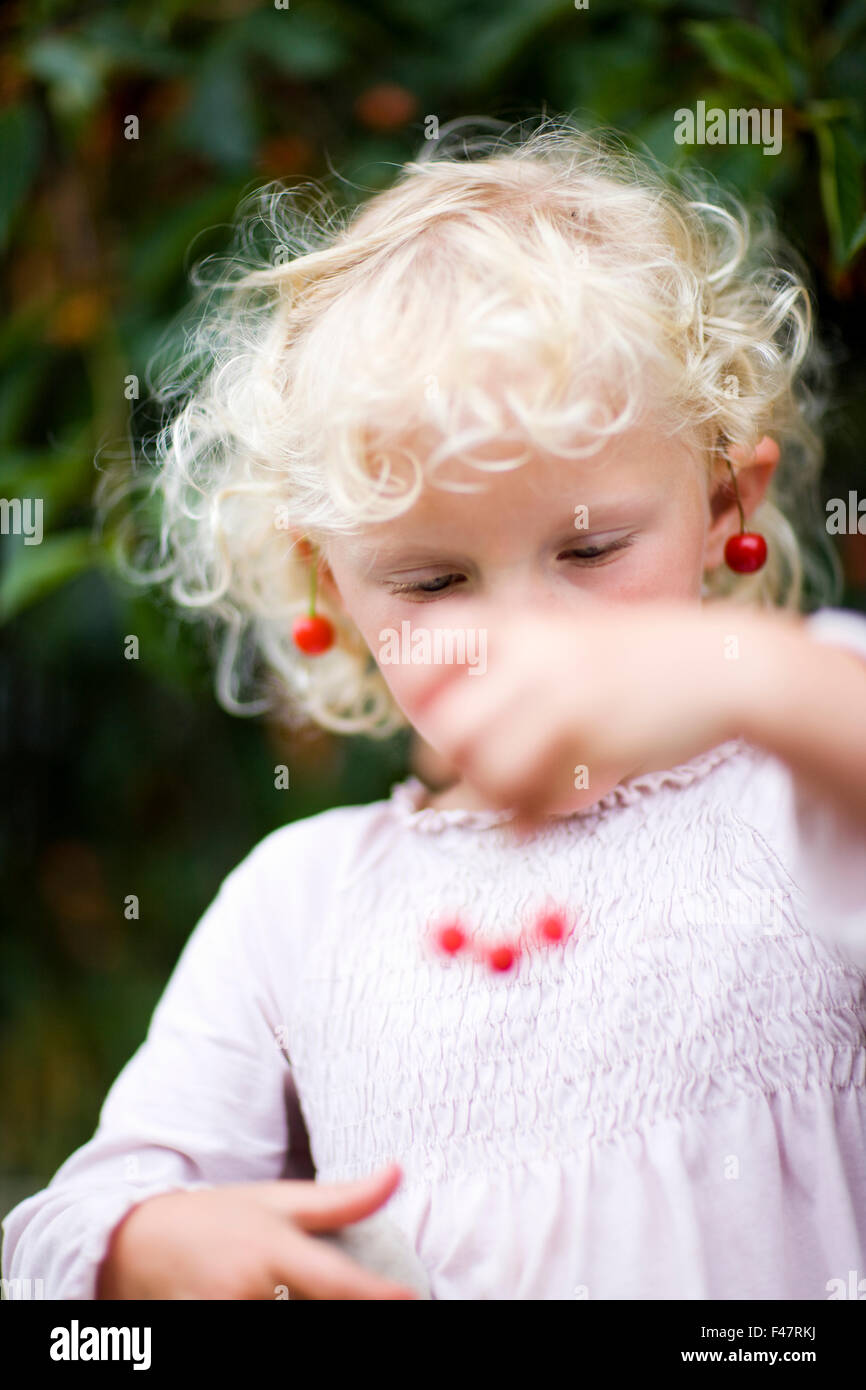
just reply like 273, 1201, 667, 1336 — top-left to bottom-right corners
731, 611, 866, 832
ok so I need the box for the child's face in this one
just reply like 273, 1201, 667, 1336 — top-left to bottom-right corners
320, 418, 761, 784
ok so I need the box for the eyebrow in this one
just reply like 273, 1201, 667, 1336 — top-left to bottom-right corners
358, 522, 646, 577
361, 496, 657, 560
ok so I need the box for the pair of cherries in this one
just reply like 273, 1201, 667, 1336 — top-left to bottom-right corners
293, 533, 767, 655
430, 909, 575, 972
293, 536, 766, 652
291, 451, 768, 656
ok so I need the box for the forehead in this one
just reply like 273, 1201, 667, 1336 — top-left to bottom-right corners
330, 420, 700, 565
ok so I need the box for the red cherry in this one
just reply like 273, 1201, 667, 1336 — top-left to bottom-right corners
537, 912, 566, 943
488, 943, 517, 972
292, 614, 335, 654
436, 923, 467, 955
724, 532, 767, 573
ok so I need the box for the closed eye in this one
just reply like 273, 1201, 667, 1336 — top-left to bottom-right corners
559, 534, 636, 564
386, 530, 636, 597
385, 535, 636, 598
387, 574, 467, 596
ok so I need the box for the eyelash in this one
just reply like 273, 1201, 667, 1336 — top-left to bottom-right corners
387, 536, 635, 595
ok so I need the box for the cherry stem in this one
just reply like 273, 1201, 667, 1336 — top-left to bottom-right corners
725, 457, 746, 533
308, 543, 318, 617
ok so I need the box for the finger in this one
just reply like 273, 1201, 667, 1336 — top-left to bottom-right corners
415, 649, 544, 763
451, 696, 573, 814
253, 1162, 405, 1233
270, 1226, 419, 1301
416, 679, 499, 770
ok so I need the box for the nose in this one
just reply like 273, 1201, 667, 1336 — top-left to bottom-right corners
481, 564, 604, 617
473, 558, 552, 610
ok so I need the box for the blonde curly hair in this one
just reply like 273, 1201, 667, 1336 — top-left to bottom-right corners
99, 113, 841, 736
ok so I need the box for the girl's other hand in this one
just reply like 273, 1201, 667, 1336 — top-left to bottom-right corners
96, 1161, 420, 1300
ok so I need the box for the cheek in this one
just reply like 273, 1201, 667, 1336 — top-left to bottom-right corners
368, 630, 438, 722
324, 560, 447, 711
608, 514, 706, 602
335, 597, 431, 719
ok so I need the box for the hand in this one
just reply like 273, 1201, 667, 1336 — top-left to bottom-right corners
400, 596, 789, 830
95, 1162, 420, 1300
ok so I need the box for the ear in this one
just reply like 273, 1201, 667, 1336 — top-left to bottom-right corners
310, 540, 343, 609
703, 435, 779, 571
317, 563, 341, 607
290, 532, 342, 608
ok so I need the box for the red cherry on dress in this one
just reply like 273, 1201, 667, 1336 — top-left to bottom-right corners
537, 912, 566, 943
292, 614, 335, 654
436, 923, 467, 955
488, 943, 517, 972
724, 532, 767, 573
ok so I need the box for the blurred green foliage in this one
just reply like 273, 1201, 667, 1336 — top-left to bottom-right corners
1, 0, 865, 1189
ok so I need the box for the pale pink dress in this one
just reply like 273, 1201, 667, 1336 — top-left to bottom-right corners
3, 607, 866, 1299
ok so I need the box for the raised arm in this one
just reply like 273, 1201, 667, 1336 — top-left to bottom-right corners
733, 605, 866, 833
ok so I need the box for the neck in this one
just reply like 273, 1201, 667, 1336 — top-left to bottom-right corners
423, 779, 492, 813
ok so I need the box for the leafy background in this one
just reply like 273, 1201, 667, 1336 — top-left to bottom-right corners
1, 0, 865, 1223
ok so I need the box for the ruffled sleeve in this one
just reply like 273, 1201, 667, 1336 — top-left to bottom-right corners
0, 832, 307, 1299
789, 607, 866, 967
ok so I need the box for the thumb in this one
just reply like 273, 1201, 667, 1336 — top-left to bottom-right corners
254, 1161, 404, 1233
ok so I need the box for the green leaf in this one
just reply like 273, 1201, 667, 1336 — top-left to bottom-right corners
24, 34, 108, 115
234, 8, 350, 79
0, 104, 43, 249
0, 360, 48, 447
447, 0, 570, 90
127, 184, 243, 296
815, 120, 866, 266
847, 214, 866, 261
77, 12, 184, 76
0, 297, 51, 367
683, 19, 797, 105
832, 0, 866, 48
0, 439, 93, 528
548, 14, 664, 124
0, 529, 100, 622
175, 41, 258, 171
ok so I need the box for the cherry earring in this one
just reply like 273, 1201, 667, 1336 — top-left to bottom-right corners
723, 456, 767, 573
292, 542, 335, 654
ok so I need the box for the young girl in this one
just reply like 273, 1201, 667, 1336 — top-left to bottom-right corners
4, 117, 866, 1301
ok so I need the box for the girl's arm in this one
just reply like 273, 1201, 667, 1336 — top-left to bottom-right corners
732, 607, 866, 833
0, 835, 304, 1299
728, 605, 866, 968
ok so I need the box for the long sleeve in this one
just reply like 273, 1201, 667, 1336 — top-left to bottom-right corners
1, 835, 309, 1299
788, 607, 866, 968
